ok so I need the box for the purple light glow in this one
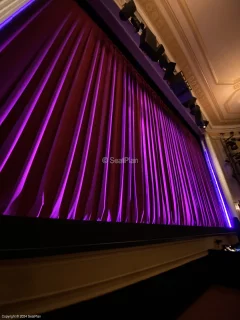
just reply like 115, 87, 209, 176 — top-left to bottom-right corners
202, 142, 232, 228
0, 0, 37, 31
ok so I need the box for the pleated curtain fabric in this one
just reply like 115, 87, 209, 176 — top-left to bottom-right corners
0, 0, 226, 226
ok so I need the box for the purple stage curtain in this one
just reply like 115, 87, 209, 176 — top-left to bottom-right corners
0, 0, 226, 226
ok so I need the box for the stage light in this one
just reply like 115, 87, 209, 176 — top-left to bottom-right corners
190, 107, 209, 130
190, 104, 199, 115
140, 27, 157, 60
178, 90, 193, 105
195, 116, 204, 127
158, 54, 168, 69
183, 96, 196, 108
169, 72, 189, 96
163, 62, 176, 80
119, 0, 136, 21
130, 15, 144, 32
190, 105, 204, 127
156, 44, 165, 58
169, 71, 184, 85
140, 28, 165, 61
201, 120, 209, 129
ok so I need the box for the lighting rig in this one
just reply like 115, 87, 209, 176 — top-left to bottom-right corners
119, 0, 209, 129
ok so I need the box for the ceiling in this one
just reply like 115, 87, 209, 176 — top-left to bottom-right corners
115, 0, 240, 134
